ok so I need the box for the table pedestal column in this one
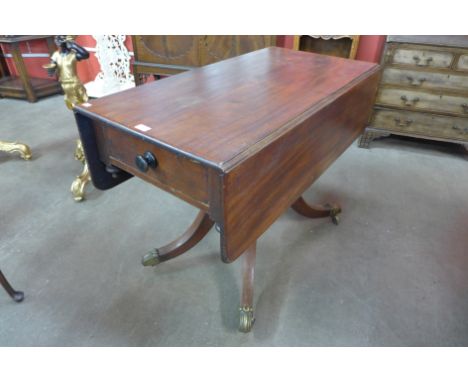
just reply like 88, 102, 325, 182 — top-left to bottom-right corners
140, 194, 341, 332
239, 242, 256, 333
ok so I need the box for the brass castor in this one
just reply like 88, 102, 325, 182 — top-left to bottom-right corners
0, 270, 24, 303
12, 290, 24, 303
239, 306, 255, 333
142, 249, 162, 267
329, 205, 341, 225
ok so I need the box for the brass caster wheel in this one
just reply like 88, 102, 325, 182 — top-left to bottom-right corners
239, 306, 255, 333
328, 205, 341, 225
12, 291, 24, 303
0, 270, 24, 303
142, 249, 162, 267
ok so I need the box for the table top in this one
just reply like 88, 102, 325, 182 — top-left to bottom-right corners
76, 47, 378, 171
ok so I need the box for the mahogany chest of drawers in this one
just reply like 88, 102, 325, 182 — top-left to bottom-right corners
359, 35, 468, 152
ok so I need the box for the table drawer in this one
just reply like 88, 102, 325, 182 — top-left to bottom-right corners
456, 54, 468, 71
103, 125, 210, 207
391, 48, 453, 68
371, 108, 468, 141
376, 87, 468, 116
381, 67, 468, 92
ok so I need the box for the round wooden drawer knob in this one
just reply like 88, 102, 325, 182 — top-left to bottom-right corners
135, 151, 158, 172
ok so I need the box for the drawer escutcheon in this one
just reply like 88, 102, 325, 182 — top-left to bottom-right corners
413, 55, 433, 67
394, 117, 413, 127
400, 95, 420, 107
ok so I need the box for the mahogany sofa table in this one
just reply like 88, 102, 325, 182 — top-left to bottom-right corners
74, 47, 380, 332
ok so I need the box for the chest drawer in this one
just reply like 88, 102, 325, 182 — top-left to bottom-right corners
97, 123, 210, 208
391, 48, 453, 68
371, 108, 468, 141
456, 54, 468, 71
381, 67, 468, 92
376, 87, 468, 116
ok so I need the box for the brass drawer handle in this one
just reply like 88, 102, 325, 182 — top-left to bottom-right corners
400, 95, 420, 107
394, 118, 413, 127
394, 117, 413, 127
462, 103, 468, 113
413, 55, 433, 67
406, 76, 426, 86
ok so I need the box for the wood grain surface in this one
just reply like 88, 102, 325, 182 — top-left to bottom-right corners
76, 47, 378, 170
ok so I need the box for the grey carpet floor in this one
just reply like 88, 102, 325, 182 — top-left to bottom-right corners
1, 95, 467, 346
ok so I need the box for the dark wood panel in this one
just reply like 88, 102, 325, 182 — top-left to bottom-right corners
219, 70, 381, 262
132, 35, 201, 67
236, 35, 276, 55
132, 35, 276, 82
94, 120, 211, 209
299, 36, 353, 58
201, 35, 276, 65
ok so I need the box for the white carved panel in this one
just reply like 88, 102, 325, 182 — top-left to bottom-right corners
85, 35, 135, 98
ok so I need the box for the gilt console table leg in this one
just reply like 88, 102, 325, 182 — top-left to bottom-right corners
0, 270, 24, 303
239, 242, 257, 333
70, 140, 91, 201
142, 211, 214, 266
0, 141, 32, 160
291, 196, 341, 225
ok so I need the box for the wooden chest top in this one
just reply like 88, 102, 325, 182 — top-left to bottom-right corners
76, 47, 378, 171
